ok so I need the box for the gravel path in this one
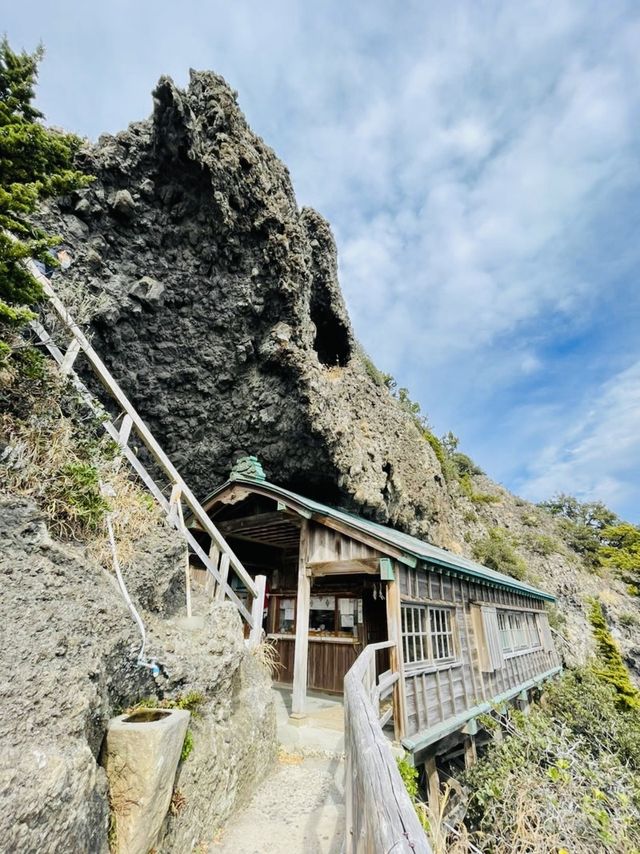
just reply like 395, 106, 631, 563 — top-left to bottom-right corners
211, 751, 345, 854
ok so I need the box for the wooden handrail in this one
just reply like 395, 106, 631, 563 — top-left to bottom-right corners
344, 641, 432, 853
25, 256, 263, 638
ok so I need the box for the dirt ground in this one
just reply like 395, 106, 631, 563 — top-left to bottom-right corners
211, 751, 345, 854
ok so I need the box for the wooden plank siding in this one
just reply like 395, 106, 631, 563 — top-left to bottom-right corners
306, 523, 381, 565
272, 636, 360, 693
397, 563, 561, 742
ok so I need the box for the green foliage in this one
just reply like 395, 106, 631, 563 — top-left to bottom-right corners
462, 667, 640, 853
538, 492, 618, 530
57, 460, 110, 533
520, 531, 560, 557
180, 729, 194, 762
599, 523, 640, 591
472, 527, 527, 580
129, 692, 206, 763
459, 473, 500, 505
396, 756, 419, 800
396, 757, 430, 833
0, 38, 90, 333
588, 599, 640, 712
537, 492, 637, 575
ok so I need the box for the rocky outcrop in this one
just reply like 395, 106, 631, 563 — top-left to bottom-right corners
0, 497, 275, 853
36, 70, 453, 543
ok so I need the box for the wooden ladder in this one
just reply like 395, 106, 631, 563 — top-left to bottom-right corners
26, 258, 266, 646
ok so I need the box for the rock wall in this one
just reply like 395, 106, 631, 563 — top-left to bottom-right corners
0, 497, 275, 853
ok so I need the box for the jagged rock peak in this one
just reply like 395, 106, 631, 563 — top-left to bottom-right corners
38, 69, 453, 542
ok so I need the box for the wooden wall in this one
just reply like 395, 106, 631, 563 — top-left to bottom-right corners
272, 636, 361, 693
398, 564, 560, 741
307, 523, 380, 565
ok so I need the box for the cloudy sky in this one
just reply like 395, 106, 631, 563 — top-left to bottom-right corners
5, 1, 640, 521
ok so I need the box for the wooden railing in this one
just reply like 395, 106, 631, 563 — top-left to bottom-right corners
26, 258, 265, 644
344, 641, 432, 854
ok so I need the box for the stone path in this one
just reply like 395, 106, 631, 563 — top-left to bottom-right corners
211, 750, 345, 854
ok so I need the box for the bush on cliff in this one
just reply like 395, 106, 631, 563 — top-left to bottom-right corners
0, 37, 89, 341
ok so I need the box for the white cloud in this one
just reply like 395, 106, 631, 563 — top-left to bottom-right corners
518, 360, 640, 516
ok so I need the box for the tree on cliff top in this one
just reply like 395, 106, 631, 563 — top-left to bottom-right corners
0, 37, 89, 342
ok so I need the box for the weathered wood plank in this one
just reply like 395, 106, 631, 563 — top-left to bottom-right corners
291, 521, 310, 717
344, 642, 431, 854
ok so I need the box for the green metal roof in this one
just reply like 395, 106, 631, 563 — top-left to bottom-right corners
201, 477, 556, 603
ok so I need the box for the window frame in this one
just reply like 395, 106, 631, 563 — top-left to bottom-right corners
496, 608, 543, 658
401, 602, 460, 671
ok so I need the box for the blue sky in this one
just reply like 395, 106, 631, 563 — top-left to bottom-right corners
5, 1, 640, 522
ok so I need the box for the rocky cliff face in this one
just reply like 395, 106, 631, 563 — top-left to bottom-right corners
36, 70, 640, 674
0, 497, 275, 853
37, 70, 454, 542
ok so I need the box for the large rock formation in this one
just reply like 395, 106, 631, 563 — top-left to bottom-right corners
0, 497, 275, 853
37, 70, 453, 542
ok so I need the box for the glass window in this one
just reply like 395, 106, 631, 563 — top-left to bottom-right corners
496, 609, 542, 653
497, 611, 512, 651
402, 604, 428, 664
401, 604, 457, 665
278, 597, 295, 634
526, 612, 541, 648
430, 607, 456, 661
508, 612, 527, 649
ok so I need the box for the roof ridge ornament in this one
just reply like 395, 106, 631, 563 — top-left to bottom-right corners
230, 455, 266, 483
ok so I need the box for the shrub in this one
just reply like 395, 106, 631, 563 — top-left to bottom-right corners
472, 528, 527, 580
459, 473, 500, 505
0, 38, 90, 336
462, 668, 640, 853
521, 532, 560, 557
588, 599, 640, 712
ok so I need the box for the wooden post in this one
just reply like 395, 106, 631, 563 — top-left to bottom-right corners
426, 755, 440, 811
205, 542, 219, 597
518, 688, 530, 715
248, 574, 267, 647
386, 573, 407, 741
464, 734, 477, 769
291, 520, 310, 719
215, 553, 230, 603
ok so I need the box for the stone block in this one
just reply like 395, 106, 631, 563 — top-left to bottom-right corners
103, 707, 190, 854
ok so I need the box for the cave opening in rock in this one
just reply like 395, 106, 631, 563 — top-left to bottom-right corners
310, 293, 351, 367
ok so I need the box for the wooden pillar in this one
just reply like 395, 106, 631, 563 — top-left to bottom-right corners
464, 734, 477, 769
215, 553, 230, 602
426, 755, 440, 812
248, 574, 267, 647
386, 571, 407, 741
291, 520, 310, 719
518, 688, 530, 715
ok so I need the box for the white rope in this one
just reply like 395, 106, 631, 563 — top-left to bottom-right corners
105, 511, 149, 664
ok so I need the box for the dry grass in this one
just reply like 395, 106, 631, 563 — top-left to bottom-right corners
1, 409, 166, 567
251, 638, 284, 677
277, 747, 303, 765
44, 274, 110, 329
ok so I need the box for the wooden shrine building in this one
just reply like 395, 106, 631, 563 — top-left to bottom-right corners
192, 457, 561, 767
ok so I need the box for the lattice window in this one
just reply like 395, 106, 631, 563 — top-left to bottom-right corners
526, 612, 541, 648
497, 611, 512, 651
401, 604, 429, 664
430, 607, 456, 661
508, 612, 528, 649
